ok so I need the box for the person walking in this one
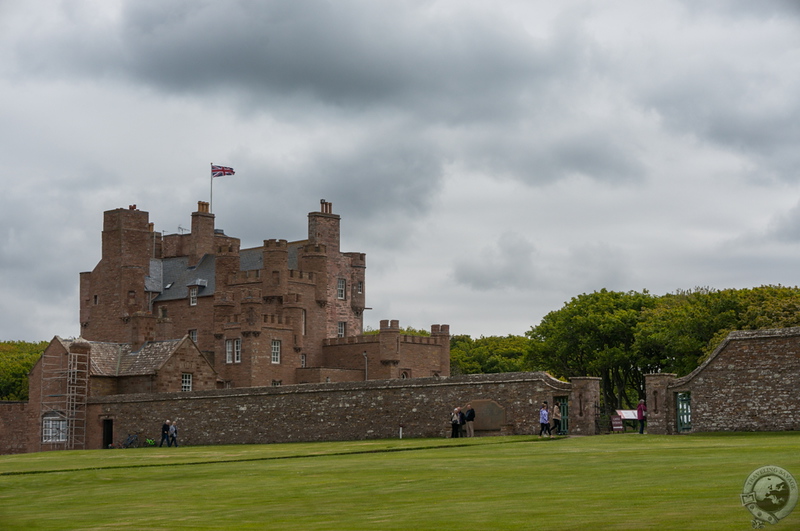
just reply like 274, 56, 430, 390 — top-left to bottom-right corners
551, 402, 562, 436
450, 407, 464, 438
539, 402, 551, 438
463, 403, 476, 437
637, 399, 647, 434
159, 420, 171, 447
169, 421, 179, 447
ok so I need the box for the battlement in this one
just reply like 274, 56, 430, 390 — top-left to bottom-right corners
229, 270, 262, 284
302, 243, 327, 255
323, 335, 380, 347
264, 239, 288, 249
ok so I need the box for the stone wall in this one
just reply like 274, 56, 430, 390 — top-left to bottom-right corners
85, 372, 587, 449
0, 402, 28, 455
646, 327, 800, 434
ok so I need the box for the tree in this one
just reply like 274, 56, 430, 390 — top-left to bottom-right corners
0, 341, 47, 400
450, 334, 531, 375
526, 289, 656, 410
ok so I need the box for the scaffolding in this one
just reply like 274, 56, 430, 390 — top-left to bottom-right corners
39, 342, 89, 450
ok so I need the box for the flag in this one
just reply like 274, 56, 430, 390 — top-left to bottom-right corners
211, 164, 235, 178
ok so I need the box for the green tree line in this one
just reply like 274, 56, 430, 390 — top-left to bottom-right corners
452, 285, 800, 411
0, 340, 47, 400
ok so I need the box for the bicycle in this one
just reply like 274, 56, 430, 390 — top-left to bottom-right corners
121, 433, 139, 448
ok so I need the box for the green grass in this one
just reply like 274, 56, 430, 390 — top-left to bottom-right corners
1, 433, 799, 530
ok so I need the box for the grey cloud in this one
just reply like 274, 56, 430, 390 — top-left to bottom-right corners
452, 232, 537, 291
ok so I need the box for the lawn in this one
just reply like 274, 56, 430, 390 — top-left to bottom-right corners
1, 432, 798, 530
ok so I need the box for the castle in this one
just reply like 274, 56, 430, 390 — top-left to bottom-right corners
78, 199, 450, 389
7, 200, 449, 452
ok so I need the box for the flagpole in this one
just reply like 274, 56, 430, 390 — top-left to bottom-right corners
210, 162, 214, 213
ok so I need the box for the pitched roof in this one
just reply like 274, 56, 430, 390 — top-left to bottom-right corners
60, 337, 185, 377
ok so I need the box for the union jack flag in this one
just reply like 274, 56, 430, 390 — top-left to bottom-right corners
211, 164, 235, 177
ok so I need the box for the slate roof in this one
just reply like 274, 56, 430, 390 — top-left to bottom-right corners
61, 337, 184, 377
152, 254, 215, 302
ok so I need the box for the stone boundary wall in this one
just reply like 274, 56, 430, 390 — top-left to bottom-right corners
646, 327, 800, 434
86, 372, 589, 449
0, 402, 28, 455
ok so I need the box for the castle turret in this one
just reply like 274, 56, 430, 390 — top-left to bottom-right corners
262, 239, 289, 298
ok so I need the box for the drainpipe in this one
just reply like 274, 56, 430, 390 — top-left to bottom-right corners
362, 351, 368, 381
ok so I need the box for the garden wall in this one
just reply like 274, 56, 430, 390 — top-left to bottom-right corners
85, 372, 596, 449
0, 401, 29, 454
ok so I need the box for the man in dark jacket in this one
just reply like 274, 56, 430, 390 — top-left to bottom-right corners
160, 420, 171, 447
463, 404, 476, 437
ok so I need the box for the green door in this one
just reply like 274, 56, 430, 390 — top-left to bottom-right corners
555, 396, 568, 435
676, 392, 692, 432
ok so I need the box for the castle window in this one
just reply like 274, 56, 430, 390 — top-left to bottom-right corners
189, 287, 198, 306
301, 309, 307, 336
181, 373, 193, 392
301, 353, 307, 368
159, 306, 168, 318
189, 329, 197, 343
93, 295, 98, 305
42, 412, 67, 443
226, 338, 241, 363
271, 380, 282, 387
337, 321, 346, 338
357, 281, 363, 294
271, 340, 281, 364
337, 278, 346, 300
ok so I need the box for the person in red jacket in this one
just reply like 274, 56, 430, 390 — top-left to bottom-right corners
637, 400, 647, 434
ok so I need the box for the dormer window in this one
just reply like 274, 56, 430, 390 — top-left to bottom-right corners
189, 286, 198, 306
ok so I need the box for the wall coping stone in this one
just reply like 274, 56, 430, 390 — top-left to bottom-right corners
88, 371, 572, 405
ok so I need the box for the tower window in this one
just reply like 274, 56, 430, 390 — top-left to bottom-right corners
271, 340, 281, 364
226, 338, 241, 363
337, 278, 346, 300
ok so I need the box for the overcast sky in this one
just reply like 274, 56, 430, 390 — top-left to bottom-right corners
2, 1, 800, 342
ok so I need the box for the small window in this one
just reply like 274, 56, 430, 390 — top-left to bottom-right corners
337, 321, 346, 338
271, 380, 282, 387
271, 340, 281, 364
337, 278, 346, 300
189, 329, 197, 343
300, 353, 307, 368
357, 281, 363, 294
181, 373, 193, 392
42, 413, 67, 443
226, 338, 241, 364
189, 286, 198, 306
93, 295, 98, 305
159, 306, 168, 318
